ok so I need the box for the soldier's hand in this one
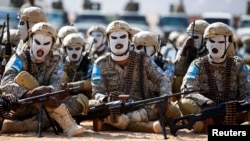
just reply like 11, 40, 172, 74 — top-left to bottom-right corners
180, 37, 194, 56
25, 86, 53, 98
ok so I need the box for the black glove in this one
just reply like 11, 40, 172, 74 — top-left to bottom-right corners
25, 86, 53, 98
180, 37, 194, 56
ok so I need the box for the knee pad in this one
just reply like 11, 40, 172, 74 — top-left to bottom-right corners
165, 101, 182, 120
127, 108, 148, 122
76, 94, 89, 113
178, 98, 201, 115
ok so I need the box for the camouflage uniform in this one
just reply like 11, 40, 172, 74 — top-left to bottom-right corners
92, 51, 172, 120
181, 55, 250, 105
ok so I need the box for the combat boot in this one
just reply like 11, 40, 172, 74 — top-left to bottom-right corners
127, 120, 162, 133
50, 103, 85, 137
1, 116, 39, 133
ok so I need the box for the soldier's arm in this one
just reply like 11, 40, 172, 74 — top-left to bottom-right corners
145, 55, 172, 96
180, 60, 210, 106
238, 57, 250, 103
0, 54, 27, 98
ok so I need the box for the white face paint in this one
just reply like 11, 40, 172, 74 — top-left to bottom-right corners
108, 30, 130, 61
30, 33, 53, 63
134, 45, 155, 56
90, 31, 105, 52
66, 46, 83, 62
18, 20, 35, 40
206, 35, 230, 63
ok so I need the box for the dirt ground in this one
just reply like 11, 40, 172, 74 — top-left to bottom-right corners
0, 121, 208, 141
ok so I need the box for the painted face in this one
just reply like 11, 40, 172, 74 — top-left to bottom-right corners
206, 35, 230, 63
90, 31, 105, 51
30, 33, 53, 63
18, 20, 35, 40
134, 45, 155, 56
66, 46, 83, 62
109, 30, 129, 55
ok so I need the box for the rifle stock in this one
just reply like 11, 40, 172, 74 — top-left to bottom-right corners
169, 101, 250, 136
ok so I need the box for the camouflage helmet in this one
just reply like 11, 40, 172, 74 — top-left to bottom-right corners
203, 22, 233, 39
18, 7, 47, 23
106, 20, 133, 39
86, 25, 106, 38
187, 20, 209, 35
57, 25, 78, 39
133, 31, 160, 52
28, 22, 57, 44
62, 33, 86, 48
2, 29, 20, 45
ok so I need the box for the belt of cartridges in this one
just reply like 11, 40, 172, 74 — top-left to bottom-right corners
138, 53, 146, 99
123, 51, 136, 96
203, 56, 232, 103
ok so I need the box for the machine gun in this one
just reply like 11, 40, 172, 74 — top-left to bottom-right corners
169, 100, 250, 136
72, 37, 96, 81
72, 90, 198, 139
0, 86, 80, 137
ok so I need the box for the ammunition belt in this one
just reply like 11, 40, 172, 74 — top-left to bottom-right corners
203, 56, 232, 103
224, 101, 237, 125
123, 51, 136, 95
139, 53, 146, 99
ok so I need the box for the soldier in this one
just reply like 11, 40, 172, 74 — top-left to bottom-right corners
0, 22, 88, 137
0, 29, 20, 77
178, 22, 250, 133
132, 31, 175, 83
61, 33, 92, 99
16, 6, 48, 54
85, 25, 109, 61
54, 25, 79, 62
173, 20, 209, 93
91, 20, 173, 133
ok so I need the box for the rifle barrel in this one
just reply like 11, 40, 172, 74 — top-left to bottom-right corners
18, 86, 80, 104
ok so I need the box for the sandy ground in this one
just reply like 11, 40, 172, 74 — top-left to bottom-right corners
0, 121, 208, 141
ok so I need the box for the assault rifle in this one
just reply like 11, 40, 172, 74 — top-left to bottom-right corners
0, 21, 6, 75
5, 14, 12, 58
72, 90, 198, 139
154, 35, 164, 69
169, 100, 250, 136
0, 86, 80, 137
72, 37, 96, 81
185, 20, 197, 66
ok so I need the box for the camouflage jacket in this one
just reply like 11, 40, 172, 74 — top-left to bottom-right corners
0, 46, 62, 99
91, 51, 172, 102
181, 55, 250, 106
